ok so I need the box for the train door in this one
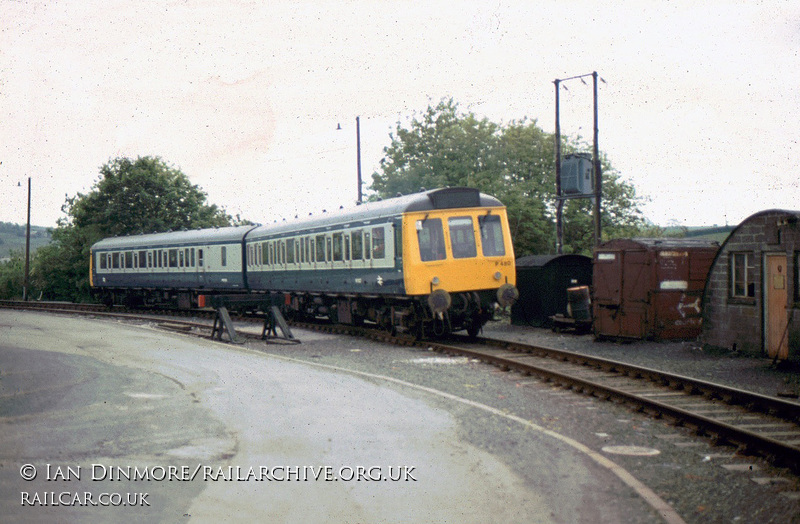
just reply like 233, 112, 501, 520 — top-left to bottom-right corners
765, 254, 789, 360
198, 247, 206, 287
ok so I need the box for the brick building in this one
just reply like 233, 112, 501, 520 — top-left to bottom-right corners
701, 209, 800, 361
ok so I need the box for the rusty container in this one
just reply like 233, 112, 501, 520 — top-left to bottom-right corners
592, 238, 719, 340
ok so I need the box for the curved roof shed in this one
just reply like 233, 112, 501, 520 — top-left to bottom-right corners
701, 209, 800, 361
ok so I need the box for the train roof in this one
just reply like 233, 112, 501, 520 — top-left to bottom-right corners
91, 225, 258, 250
249, 187, 504, 238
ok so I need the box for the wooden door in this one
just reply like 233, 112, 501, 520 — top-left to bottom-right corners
766, 254, 789, 360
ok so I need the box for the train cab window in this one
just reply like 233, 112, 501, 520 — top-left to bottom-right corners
221, 246, 227, 267
332, 233, 343, 262
480, 215, 506, 256
125, 251, 134, 269
416, 219, 445, 262
448, 217, 477, 259
169, 249, 178, 268
372, 227, 385, 259
99, 253, 106, 269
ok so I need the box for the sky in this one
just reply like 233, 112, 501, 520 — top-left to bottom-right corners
2, 0, 799, 231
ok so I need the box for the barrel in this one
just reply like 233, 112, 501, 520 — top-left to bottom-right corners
566, 286, 592, 321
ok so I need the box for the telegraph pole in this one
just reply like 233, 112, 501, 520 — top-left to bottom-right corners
23, 176, 31, 301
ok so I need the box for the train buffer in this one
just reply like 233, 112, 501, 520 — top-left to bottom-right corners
209, 295, 299, 344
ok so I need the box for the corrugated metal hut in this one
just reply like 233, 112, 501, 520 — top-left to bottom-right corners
701, 210, 800, 361
593, 238, 719, 340
511, 254, 592, 327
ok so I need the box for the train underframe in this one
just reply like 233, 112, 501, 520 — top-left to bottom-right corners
94, 287, 497, 338
284, 290, 496, 338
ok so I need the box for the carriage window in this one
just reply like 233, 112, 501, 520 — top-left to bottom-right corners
364, 232, 371, 260
107, 254, 112, 269
221, 246, 227, 267
316, 235, 326, 262
332, 233, 343, 262
125, 251, 134, 268
287, 239, 296, 264
112, 252, 120, 268
190, 248, 195, 267
260, 242, 267, 265
479, 215, 506, 256
179, 250, 185, 267
198, 249, 204, 268
147, 251, 153, 268
351, 231, 363, 260
169, 249, 178, 268
344, 234, 351, 261
185, 248, 190, 267
372, 227, 385, 259
731, 253, 755, 298
137, 251, 146, 268
417, 219, 445, 262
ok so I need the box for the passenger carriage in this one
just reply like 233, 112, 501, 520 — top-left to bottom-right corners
245, 187, 518, 336
90, 225, 256, 308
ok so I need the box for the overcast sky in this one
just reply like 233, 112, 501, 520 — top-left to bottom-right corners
2, 0, 799, 232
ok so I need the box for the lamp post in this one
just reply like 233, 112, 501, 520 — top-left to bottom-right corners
18, 177, 31, 301
337, 117, 363, 204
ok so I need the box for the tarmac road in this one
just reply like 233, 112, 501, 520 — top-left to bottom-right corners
0, 310, 664, 523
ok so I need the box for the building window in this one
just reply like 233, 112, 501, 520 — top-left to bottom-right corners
731, 252, 755, 298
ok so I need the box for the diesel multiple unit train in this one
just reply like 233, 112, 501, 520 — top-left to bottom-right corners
90, 187, 518, 337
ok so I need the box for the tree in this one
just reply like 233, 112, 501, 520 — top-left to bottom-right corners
33, 156, 239, 301
370, 99, 657, 256
0, 250, 25, 299
66, 156, 233, 236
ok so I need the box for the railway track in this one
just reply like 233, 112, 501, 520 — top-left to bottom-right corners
5, 299, 800, 473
